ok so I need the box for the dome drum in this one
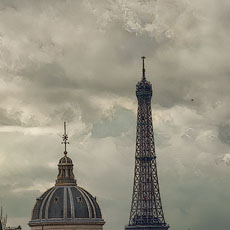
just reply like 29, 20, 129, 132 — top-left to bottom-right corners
56, 156, 76, 186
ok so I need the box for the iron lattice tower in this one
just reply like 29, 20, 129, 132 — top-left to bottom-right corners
126, 57, 169, 230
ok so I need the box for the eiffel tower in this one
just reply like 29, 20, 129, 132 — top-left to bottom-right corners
125, 57, 169, 230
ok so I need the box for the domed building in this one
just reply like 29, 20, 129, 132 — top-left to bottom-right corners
28, 123, 105, 230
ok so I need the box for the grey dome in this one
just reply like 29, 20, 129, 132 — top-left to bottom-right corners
29, 186, 103, 226
29, 123, 105, 227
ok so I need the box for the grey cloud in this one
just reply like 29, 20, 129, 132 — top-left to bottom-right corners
19, 62, 77, 89
91, 107, 136, 138
0, 108, 22, 126
218, 123, 230, 146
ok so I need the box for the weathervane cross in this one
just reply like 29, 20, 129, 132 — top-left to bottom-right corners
62, 122, 69, 155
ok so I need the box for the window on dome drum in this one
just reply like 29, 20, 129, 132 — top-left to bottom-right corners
76, 197, 82, 203
54, 197, 59, 204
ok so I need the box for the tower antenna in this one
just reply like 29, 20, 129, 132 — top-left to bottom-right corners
141, 56, 146, 80
61, 122, 69, 155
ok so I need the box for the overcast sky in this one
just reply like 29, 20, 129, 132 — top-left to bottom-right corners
0, 0, 230, 230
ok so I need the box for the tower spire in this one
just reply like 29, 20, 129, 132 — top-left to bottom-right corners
141, 56, 146, 80
62, 121, 69, 155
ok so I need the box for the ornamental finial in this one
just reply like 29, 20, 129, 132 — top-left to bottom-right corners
61, 122, 69, 155
141, 56, 146, 80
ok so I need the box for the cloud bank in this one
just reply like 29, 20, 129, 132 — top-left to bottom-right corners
0, 1, 230, 230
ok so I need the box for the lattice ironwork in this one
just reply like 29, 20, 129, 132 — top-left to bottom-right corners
126, 57, 169, 230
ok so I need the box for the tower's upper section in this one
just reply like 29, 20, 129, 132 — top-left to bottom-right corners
56, 122, 76, 186
136, 57, 152, 101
